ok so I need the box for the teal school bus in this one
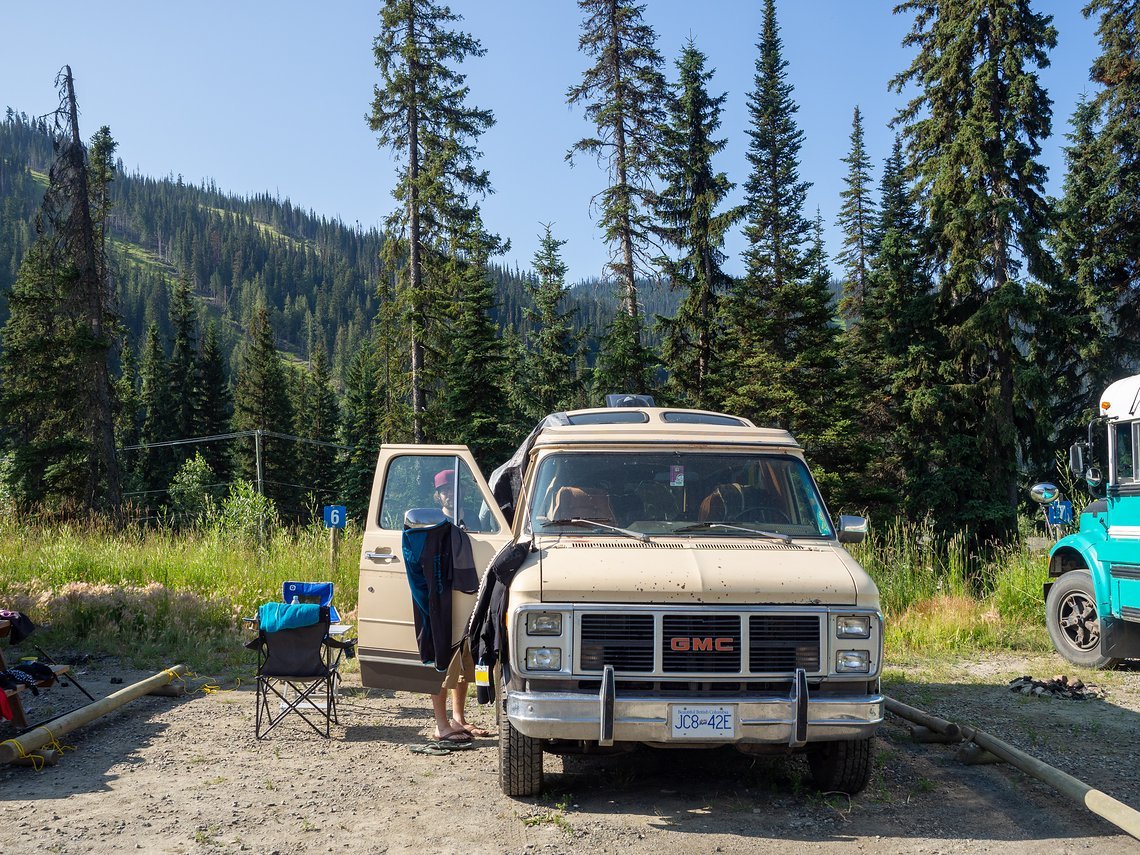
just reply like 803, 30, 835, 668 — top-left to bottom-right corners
1046, 374, 1140, 668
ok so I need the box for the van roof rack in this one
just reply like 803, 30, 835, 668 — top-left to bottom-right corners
604, 394, 655, 408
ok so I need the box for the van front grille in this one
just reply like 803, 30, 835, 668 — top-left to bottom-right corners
580, 613, 654, 672
749, 615, 821, 671
576, 610, 824, 677
661, 614, 742, 672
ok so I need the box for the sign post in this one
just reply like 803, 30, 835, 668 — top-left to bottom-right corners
323, 505, 347, 578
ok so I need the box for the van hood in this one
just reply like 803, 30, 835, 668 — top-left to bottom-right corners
531, 537, 875, 607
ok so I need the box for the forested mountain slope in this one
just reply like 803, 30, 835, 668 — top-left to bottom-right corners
0, 112, 676, 382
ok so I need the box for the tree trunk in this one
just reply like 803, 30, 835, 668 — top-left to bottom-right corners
608, 0, 638, 319
406, 18, 425, 444
63, 66, 121, 512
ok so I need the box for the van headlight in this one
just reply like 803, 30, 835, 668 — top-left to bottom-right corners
836, 615, 871, 639
525, 648, 562, 671
836, 650, 871, 673
526, 612, 563, 636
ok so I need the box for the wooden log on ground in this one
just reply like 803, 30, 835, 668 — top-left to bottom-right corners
0, 664, 187, 766
11, 748, 61, 767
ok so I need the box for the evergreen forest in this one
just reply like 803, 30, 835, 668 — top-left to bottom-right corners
0, 0, 1137, 546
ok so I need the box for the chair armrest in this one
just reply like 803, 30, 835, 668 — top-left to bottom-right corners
324, 636, 357, 659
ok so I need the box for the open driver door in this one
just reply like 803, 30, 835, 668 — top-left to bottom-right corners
357, 445, 511, 693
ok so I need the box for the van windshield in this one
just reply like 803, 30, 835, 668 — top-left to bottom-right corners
526, 451, 833, 538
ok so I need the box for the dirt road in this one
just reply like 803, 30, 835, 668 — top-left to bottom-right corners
1, 654, 1137, 854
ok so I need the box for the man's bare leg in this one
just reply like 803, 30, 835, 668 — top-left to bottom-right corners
450, 685, 491, 736
431, 691, 469, 741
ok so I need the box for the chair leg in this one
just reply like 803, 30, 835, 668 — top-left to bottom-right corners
256, 676, 334, 739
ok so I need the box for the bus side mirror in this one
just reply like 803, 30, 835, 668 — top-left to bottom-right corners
1085, 467, 1103, 489
1069, 443, 1085, 478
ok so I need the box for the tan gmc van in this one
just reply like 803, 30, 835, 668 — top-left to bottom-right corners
357, 405, 883, 796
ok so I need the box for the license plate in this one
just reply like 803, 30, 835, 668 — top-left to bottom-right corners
670, 705, 736, 739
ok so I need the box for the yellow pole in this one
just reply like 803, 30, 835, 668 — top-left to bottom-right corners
1, 664, 187, 765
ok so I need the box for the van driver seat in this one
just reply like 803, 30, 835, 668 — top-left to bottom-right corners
550, 486, 615, 522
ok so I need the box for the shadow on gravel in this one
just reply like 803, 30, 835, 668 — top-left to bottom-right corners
515, 675, 1140, 846
0, 695, 180, 799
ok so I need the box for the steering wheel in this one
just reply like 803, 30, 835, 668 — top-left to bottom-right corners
729, 504, 792, 525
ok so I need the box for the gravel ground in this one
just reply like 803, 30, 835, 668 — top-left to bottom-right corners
1, 652, 1138, 854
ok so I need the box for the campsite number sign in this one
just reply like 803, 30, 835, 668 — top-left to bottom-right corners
323, 505, 347, 529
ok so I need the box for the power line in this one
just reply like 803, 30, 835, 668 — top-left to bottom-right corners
118, 431, 251, 452
118, 428, 355, 453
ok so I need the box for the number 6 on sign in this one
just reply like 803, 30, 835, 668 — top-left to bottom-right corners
323, 505, 347, 529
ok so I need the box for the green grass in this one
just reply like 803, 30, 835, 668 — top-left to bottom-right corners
0, 514, 361, 674
0, 514, 1056, 673
848, 516, 1051, 656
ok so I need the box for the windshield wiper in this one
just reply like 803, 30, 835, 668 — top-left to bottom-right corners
674, 522, 792, 543
540, 518, 653, 543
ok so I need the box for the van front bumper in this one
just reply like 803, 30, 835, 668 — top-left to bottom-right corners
506, 667, 883, 746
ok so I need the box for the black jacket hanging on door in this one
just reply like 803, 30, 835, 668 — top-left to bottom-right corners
402, 520, 477, 669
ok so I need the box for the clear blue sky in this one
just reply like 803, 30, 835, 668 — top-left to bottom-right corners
1, 1, 1101, 287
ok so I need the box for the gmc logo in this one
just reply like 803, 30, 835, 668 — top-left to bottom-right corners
670, 637, 734, 652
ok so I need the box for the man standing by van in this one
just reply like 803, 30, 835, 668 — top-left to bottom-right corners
429, 468, 491, 742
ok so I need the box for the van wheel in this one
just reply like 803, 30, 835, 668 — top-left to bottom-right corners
807, 738, 873, 795
1045, 570, 1119, 669
498, 687, 543, 797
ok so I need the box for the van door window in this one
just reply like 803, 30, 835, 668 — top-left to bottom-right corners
1114, 422, 1135, 483
378, 455, 500, 533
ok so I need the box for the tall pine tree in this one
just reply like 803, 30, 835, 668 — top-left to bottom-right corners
835, 106, 877, 323
368, 0, 494, 442
724, 0, 840, 478
654, 41, 742, 410
567, 0, 668, 394
138, 322, 176, 498
232, 301, 296, 514
293, 342, 340, 508
0, 68, 120, 512
168, 277, 199, 453
196, 321, 233, 481
892, 0, 1058, 538
518, 224, 584, 421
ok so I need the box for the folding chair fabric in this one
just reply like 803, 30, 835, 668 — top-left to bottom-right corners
282, 581, 341, 623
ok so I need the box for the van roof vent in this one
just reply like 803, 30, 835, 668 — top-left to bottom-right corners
605, 394, 655, 408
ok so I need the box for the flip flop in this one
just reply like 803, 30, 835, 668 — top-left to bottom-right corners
461, 724, 492, 738
433, 728, 473, 743
427, 738, 475, 752
410, 743, 449, 756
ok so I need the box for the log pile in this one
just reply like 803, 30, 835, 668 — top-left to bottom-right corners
1008, 674, 1105, 700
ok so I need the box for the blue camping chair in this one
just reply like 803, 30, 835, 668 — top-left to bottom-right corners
282, 581, 341, 623
247, 603, 356, 739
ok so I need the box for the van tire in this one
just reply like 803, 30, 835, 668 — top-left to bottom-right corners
498, 688, 543, 797
807, 738, 873, 795
1045, 569, 1120, 669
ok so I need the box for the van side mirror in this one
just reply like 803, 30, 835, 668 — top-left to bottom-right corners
1069, 443, 1085, 478
404, 507, 448, 529
837, 515, 868, 544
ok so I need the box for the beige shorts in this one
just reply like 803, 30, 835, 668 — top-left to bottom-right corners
440, 639, 475, 690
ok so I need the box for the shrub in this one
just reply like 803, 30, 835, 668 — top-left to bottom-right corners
168, 453, 220, 527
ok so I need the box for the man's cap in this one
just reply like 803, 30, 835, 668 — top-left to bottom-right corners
434, 469, 454, 489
